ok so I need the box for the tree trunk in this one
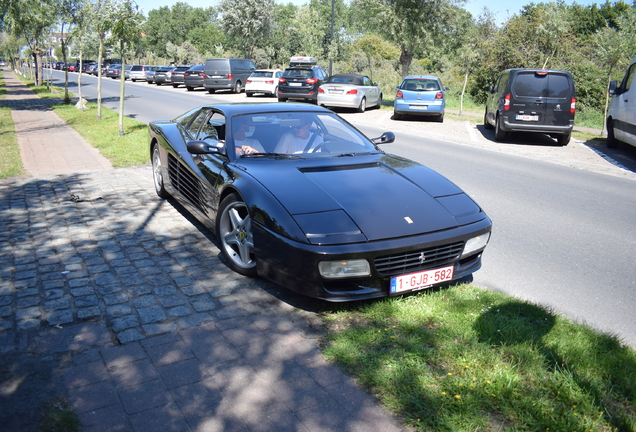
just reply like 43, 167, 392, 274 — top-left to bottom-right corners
62, 42, 70, 104
399, 48, 413, 79
78, 43, 84, 112
460, 64, 469, 116
119, 42, 126, 137
97, 37, 104, 120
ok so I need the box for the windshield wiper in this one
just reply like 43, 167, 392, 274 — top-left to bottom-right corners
241, 152, 303, 159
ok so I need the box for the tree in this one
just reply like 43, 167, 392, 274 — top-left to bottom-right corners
109, 0, 143, 136
218, 0, 275, 59
143, 3, 219, 58
351, 0, 457, 78
57, 0, 88, 105
3, 0, 57, 86
92, 0, 116, 120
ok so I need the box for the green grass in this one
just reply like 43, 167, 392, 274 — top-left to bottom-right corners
39, 398, 81, 432
0, 105, 25, 179
322, 283, 636, 431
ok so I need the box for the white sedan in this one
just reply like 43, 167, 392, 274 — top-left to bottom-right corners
245, 69, 282, 97
318, 74, 383, 113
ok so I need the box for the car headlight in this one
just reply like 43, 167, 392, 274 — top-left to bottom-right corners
319, 260, 371, 279
461, 233, 490, 258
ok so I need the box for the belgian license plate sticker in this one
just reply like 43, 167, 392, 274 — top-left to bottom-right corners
516, 114, 538, 121
390, 265, 454, 294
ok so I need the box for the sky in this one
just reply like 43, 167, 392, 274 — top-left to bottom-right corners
133, 0, 601, 26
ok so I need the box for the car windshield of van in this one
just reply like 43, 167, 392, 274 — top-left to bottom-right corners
513, 72, 570, 98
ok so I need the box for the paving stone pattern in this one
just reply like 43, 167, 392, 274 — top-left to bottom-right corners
0, 165, 406, 432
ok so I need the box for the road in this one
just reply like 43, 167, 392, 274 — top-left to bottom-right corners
49, 70, 636, 348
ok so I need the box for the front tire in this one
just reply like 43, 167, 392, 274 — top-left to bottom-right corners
216, 194, 257, 277
484, 108, 494, 130
607, 118, 619, 148
151, 145, 170, 199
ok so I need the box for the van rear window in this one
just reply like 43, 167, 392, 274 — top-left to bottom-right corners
513, 72, 570, 98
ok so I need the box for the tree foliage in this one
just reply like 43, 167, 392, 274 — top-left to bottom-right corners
218, 0, 275, 59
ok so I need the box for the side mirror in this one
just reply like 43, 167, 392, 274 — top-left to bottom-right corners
488, 85, 495, 94
372, 132, 395, 145
444, 87, 451, 91
187, 140, 222, 155
608, 80, 618, 95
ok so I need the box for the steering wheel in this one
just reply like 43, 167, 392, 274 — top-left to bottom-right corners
310, 141, 326, 153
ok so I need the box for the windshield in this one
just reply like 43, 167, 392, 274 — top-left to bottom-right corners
229, 111, 379, 160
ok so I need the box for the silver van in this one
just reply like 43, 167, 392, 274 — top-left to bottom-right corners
203, 58, 256, 94
607, 57, 636, 149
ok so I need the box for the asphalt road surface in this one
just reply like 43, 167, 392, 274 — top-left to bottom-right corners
49, 70, 636, 348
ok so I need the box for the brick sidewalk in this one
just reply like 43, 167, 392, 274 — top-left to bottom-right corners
0, 68, 407, 431
0, 69, 112, 176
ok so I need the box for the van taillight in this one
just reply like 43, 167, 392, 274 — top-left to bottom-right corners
228, 73, 232, 80
503, 93, 511, 111
570, 97, 576, 114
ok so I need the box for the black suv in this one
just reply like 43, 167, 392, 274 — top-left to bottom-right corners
484, 68, 576, 146
277, 65, 327, 103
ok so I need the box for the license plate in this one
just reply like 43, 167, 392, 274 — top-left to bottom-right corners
211, 75, 222, 78
290, 82, 302, 87
516, 114, 538, 121
411, 105, 428, 110
390, 265, 454, 294
329, 89, 343, 94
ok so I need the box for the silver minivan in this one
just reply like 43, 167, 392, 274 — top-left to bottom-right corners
203, 58, 256, 94
607, 57, 636, 149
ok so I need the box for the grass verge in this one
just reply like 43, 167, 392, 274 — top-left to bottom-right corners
0, 107, 25, 179
322, 283, 635, 431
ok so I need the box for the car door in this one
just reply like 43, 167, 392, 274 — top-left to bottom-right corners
173, 108, 225, 218
613, 62, 636, 145
363, 76, 379, 104
194, 110, 228, 215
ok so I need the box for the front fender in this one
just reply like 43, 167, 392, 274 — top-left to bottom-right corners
220, 169, 309, 245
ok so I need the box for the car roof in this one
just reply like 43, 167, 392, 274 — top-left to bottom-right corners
193, 102, 332, 118
326, 74, 366, 85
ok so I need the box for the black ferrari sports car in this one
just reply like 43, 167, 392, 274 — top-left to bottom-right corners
149, 103, 491, 301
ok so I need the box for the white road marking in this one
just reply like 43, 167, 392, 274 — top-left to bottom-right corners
465, 121, 478, 142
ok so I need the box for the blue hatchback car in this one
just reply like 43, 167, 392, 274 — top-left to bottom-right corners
393, 75, 449, 122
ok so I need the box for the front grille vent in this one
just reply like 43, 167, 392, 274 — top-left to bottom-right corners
167, 154, 207, 215
374, 242, 464, 276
